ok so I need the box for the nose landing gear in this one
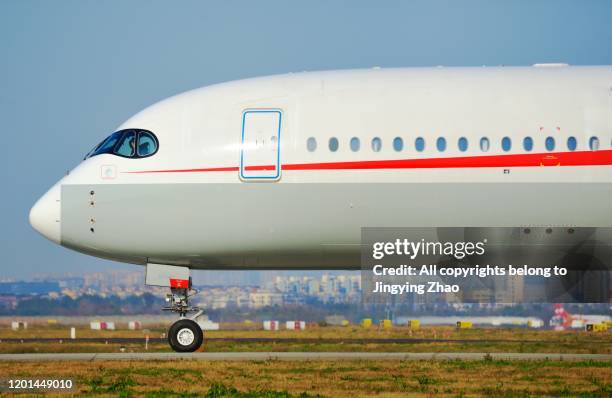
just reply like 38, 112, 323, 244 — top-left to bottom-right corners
163, 281, 204, 352
145, 263, 205, 352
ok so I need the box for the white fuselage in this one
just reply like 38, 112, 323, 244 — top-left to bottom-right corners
29, 66, 612, 269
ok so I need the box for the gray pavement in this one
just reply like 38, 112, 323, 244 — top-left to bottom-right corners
0, 352, 610, 361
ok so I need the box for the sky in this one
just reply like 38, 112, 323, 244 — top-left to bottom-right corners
1, 0, 612, 281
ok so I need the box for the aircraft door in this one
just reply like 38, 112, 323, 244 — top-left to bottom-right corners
240, 109, 282, 180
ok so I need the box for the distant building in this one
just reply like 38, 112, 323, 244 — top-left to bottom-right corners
57, 277, 85, 290
249, 290, 283, 308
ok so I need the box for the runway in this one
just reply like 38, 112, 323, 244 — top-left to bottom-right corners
0, 352, 610, 361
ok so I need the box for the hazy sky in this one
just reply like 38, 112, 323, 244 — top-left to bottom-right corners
2, 0, 612, 280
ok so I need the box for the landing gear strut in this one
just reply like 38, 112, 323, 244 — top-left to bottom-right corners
163, 282, 200, 317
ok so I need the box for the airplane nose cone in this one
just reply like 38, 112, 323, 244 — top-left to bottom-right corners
29, 183, 61, 244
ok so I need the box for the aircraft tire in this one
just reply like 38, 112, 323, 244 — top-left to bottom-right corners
168, 319, 203, 352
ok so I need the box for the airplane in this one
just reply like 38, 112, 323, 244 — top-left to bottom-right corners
29, 65, 612, 351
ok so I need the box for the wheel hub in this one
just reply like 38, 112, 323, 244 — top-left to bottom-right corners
177, 327, 195, 346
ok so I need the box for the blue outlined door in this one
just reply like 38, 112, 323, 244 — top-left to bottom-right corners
240, 110, 282, 180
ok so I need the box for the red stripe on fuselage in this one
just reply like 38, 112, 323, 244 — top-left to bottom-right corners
126, 166, 239, 173
123, 149, 612, 174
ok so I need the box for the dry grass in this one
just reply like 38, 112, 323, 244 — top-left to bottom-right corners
0, 358, 610, 397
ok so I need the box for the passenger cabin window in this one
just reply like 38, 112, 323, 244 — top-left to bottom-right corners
415, 137, 425, 152
307, 137, 317, 152
480, 137, 490, 152
393, 137, 403, 152
589, 136, 600, 151
371, 137, 382, 152
85, 129, 158, 159
458, 137, 468, 152
436, 137, 446, 152
329, 137, 339, 152
501, 136, 511, 152
523, 137, 533, 151
567, 136, 577, 151
350, 137, 360, 152
545, 136, 555, 151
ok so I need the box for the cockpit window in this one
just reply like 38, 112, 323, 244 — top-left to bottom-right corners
137, 131, 157, 157
114, 131, 136, 157
87, 131, 122, 158
85, 129, 159, 159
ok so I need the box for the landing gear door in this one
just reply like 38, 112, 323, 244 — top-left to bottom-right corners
145, 263, 190, 288
240, 109, 282, 181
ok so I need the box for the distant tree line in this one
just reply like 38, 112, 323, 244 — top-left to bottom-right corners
0, 293, 164, 316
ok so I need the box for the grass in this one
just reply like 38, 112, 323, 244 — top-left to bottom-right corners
0, 359, 610, 397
